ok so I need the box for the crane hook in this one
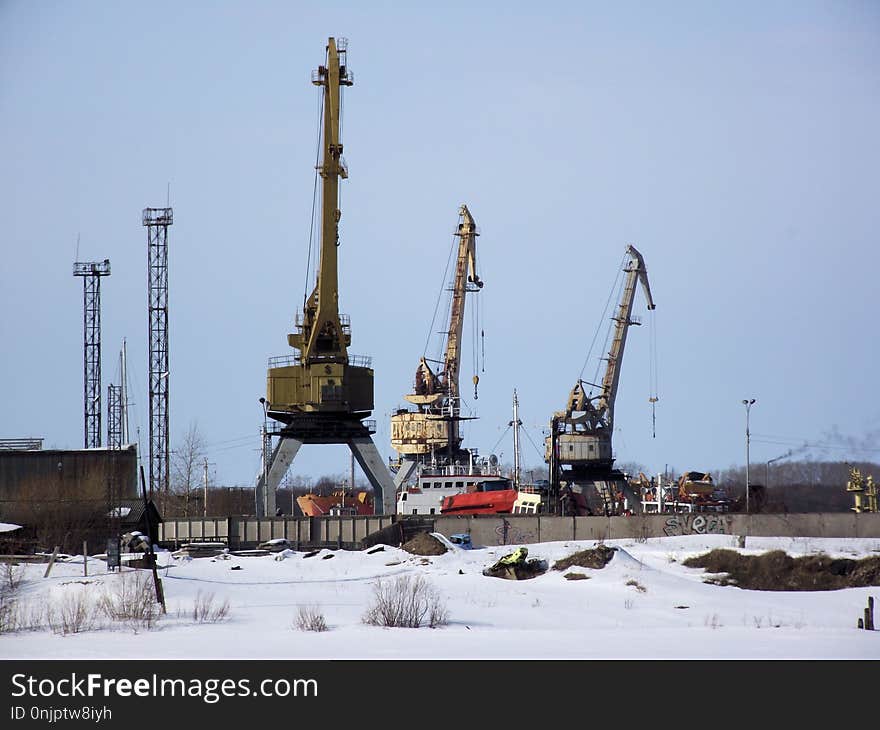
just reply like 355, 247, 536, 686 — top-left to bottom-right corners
473, 374, 479, 400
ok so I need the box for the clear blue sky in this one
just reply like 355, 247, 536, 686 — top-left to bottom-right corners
2, 1, 878, 489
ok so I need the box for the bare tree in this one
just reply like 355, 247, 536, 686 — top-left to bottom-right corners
170, 422, 208, 517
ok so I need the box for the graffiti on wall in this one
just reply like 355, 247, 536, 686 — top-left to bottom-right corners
663, 514, 730, 537
495, 519, 536, 546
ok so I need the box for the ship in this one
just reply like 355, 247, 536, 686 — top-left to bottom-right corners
396, 454, 508, 516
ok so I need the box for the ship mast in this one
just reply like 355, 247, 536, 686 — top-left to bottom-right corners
510, 389, 522, 489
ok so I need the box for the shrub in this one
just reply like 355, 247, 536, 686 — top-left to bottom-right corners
293, 604, 328, 632
0, 563, 24, 634
0, 593, 18, 633
2, 563, 24, 594
47, 592, 98, 635
98, 571, 162, 630
362, 575, 448, 628
188, 591, 231, 624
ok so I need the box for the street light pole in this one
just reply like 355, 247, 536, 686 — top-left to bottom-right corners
742, 399, 755, 513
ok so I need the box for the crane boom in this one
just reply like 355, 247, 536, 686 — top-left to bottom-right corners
291, 37, 352, 363
593, 244, 655, 431
440, 204, 482, 406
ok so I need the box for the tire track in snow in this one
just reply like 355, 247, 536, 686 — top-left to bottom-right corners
161, 565, 414, 586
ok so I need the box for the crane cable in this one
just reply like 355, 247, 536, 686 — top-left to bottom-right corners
423, 227, 458, 361
649, 308, 659, 438
594, 272, 626, 388
302, 79, 325, 310
471, 283, 479, 399
578, 251, 627, 390
337, 71, 345, 239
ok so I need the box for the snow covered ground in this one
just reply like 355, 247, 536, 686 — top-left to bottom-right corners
2, 534, 879, 660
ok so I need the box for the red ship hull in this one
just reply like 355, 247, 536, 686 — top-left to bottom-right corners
440, 489, 519, 515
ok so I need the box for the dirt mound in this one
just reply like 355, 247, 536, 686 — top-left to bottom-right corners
552, 545, 616, 572
401, 532, 447, 556
683, 549, 880, 591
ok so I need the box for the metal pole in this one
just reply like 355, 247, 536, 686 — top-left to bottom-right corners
511, 390, 521, 489
259, 397, 269, 517
121, 338, 129, 444
139, 464, 166, 613
203, 457, 208, 517
742, 399, 755, 513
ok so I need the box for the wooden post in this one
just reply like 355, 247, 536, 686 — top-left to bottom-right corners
83, 541, 88, 577
140, 464, 167, 614
858, 618, 864, 629
43, 546, 59, 578
866, 596, 875, 631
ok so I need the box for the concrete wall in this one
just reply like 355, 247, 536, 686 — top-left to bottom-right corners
158, 514, 396, 548
158, 512, 880, 549
432, 512, 880, 545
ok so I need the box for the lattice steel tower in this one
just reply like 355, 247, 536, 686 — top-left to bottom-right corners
106, 382, 123, 555
143, 207, 173, 500
107, 384, 123, 450
73, 259, 111, 448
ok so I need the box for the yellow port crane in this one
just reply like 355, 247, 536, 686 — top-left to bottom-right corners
389, 205, 483, 487
546, 244, 655, 515
847, 465, 878, 513
258, 37, 396, 516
